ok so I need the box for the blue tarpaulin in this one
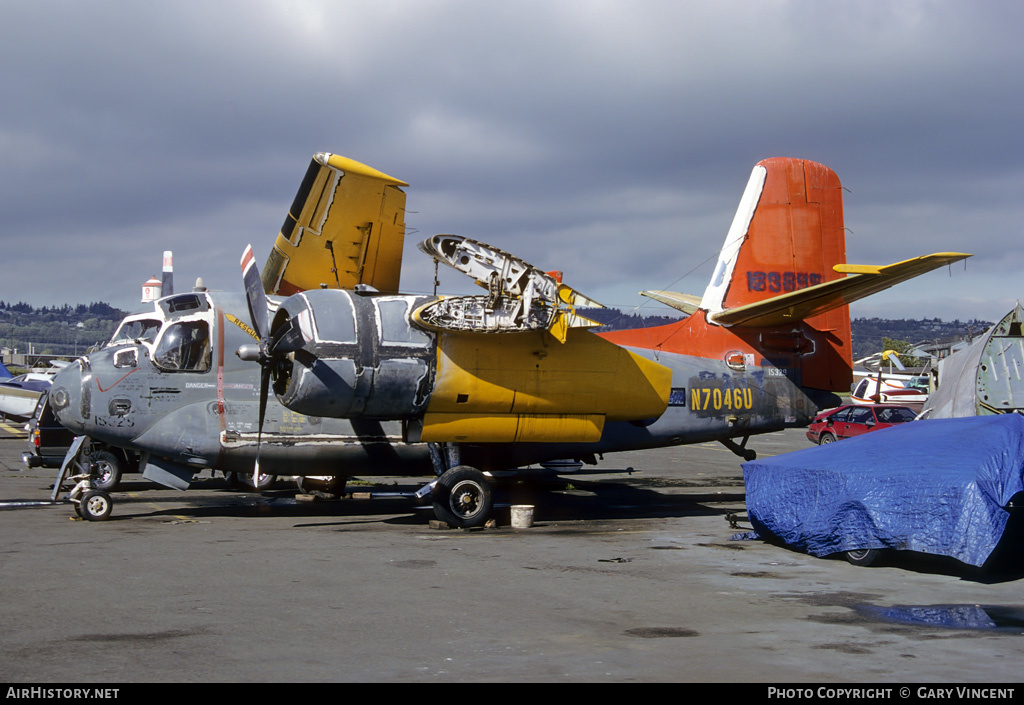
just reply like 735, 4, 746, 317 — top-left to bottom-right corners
742, 414, 1024, 566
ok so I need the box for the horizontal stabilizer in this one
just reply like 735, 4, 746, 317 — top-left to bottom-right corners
640, 290, 702, 315
708, 252, 971, 327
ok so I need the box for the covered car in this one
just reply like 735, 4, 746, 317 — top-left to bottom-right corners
743, 414, 1024, 567
806, 403, 916, 445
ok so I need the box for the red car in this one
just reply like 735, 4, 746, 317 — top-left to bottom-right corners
806, 404, 917, 445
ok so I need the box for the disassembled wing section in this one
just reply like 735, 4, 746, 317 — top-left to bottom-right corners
414, 234, 604, 343
261, 152, 409, 297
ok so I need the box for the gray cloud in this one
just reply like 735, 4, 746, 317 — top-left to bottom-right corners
1, 0, 1021, 324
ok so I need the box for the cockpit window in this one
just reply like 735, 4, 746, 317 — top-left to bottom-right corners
153, 320, 212, 372
159, 293, 210, 317
110, 318, 161, 346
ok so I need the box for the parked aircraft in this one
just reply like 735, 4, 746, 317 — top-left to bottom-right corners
0, 374, 52, 419
50, 154, 969, 525
919, 304, 1024, 418
850, 351, 928, 410
0, 362, 69, 419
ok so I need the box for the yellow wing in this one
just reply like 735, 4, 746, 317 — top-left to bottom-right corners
261, 153, 408, 296
707, 252, 971, 327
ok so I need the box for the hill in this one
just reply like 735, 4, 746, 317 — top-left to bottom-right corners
587, 309, 991, 361
850, 317, 991, 360
0, 301, 128, 358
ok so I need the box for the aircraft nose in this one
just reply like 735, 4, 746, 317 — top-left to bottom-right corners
49, 360, 87, 433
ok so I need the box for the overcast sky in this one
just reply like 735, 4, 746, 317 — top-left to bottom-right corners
2, 1, 1021, 326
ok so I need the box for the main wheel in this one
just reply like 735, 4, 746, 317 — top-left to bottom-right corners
845, 548, 880, 566
89, 450, 123, 491
79, 490, 112, 521
296, 476, 347, 499
433, 466, 493, 528
230, 472, 278, 491
818, 433, 837, 445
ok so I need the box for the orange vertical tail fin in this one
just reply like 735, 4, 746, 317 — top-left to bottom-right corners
700, 158, 851, 391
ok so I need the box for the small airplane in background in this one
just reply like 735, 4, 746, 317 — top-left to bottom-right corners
50, 153, 970, 525
850, 350, 929, 410
0, 362, 70, 420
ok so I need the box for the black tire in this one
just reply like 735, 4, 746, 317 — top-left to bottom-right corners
254, 473, 277, 490
845, 548, 880, 566
818, 433, 837, 445
432, 466, 493, 528
230, 471, 278, 491
80, 490, 113, 521
296, 476, 347, 498
89, 450, 123, 491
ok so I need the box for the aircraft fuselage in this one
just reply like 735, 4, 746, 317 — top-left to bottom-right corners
50, 288, 838, 484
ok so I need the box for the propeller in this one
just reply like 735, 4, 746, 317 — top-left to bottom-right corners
236, 244, 307, 486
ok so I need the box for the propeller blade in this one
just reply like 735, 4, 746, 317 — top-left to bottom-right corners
241, 244, 268, 341
253, 362, 271, 487
240, 244, 278, 487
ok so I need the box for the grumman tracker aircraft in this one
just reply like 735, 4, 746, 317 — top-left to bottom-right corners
51, 153, 969, 525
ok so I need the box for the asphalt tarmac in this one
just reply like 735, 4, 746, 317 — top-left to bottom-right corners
1, 425, 1022, 684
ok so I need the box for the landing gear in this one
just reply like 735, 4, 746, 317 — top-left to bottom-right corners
296, 476, 347, 499
432, 466, 493, 528
228, 472, 278, 491
720, 436, 756, 461
88, 450, 123, 491
56, 436, 116, 521
77, 490, 113, 521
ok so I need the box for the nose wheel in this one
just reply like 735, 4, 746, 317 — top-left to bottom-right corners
432, 466, 493, 528
55, 436, 116, 521
74, 489, 113, 521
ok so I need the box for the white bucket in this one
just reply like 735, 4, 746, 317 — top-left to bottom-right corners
510, 505, 535, 528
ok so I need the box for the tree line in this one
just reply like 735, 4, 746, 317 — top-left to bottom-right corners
0, 301, 128, 357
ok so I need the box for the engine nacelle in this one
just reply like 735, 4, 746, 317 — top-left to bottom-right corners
270, 289, 438, 419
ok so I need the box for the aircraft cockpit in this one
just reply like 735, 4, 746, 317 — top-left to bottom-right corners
152, 319, 211, 372
108, 292, 215, 373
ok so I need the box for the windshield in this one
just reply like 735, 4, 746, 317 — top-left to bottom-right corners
110, 317, 162, 346
906, 376, 930, 392
153, 320, 212, 372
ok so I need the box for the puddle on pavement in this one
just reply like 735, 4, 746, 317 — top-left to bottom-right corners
855, 604, 1024, 634
624, 627, 700, 638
